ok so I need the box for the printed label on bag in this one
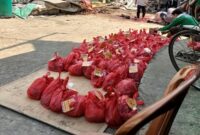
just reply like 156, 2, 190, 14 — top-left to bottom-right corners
129, 64, 138, 73
126, 98, 137, 110
82, 61, 93, 67
94, 91, 103, 100
115, 48, 121, 54
134, 59, 140, 63
81, 54, 88, 61
103, 50, 112, 59
99, 36, 105, 42
144, 48, 151, 54
113, 44, 119, 47
131, 48, 137, 53
88, 46, 95, 53
98, 49, 104, 54
94, 68, 104, 77
62, 98, 75, 113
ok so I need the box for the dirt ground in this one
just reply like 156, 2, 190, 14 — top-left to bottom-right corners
0, 9, 160, 59
0, 6, 200, 135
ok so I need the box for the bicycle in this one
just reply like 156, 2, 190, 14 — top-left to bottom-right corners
168, 26, 200, 90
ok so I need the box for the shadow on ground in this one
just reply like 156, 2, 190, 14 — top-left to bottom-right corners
0, 33, 79, 86
0, 33, 79, 135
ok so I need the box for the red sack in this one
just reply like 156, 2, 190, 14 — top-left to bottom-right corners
85, 90, 105, 123
128, 61, 147, 85
105, 93, 123, 127
107, 59, 121, 71
27, 72, 54, 100
48, 52, 64, 72
68, 61, 83, 76
118, 95, 137, 122
91, 74, 105, 88
49, 77, 77, 113
102, 72, 119, 91
64, 94, 86, 117
115, 79, 138, 97
83, 65, 95, 79
98, 60, 108, 70
40, 73, 64, 108
64, 52, 76, 71
114, 65, 128, 80
187, 41, 200, 51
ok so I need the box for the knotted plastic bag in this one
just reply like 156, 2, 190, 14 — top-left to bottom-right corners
49, 77, 77, 113
68, 61, 83, 76
115, 78, 138, 97
85, 90, 105, 123
27, 72, 54, 100
48, 52, 64, 72
118, 95, 138, 122
63, 94, 86, 117
41, 73, 64, 108
105, 92, 123, 127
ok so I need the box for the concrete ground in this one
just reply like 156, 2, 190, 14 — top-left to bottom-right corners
0, 11, 199, 135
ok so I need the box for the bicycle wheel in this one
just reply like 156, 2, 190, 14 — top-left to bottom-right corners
169, 30, 200, 90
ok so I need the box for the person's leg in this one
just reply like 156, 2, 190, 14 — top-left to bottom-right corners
195, 5, 200, 20
142, 6, 146, 18
137, 5, 141, 18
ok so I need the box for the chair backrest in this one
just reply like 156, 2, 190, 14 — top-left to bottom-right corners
115, 64, 200, 135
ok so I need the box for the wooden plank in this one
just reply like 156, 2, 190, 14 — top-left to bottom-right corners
0, 68, 107, 134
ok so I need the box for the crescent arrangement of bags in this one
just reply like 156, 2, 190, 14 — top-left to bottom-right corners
27, 29, 169, 127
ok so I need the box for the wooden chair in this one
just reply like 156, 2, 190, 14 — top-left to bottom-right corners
82, 64, 200, 135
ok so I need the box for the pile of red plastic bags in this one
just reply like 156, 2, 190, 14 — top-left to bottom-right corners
27, 29, 169, 127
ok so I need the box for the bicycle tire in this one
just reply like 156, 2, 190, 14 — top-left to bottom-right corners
168, 30, 200, 90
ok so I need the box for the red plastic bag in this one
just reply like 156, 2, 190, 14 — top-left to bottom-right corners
128, 61, 147, 85
187, 41, 200, 51
63, 52, 76, 71
49, 77, 77, 113
105, 93, 123, 127
118, 95, 137, 122
64, 94, 86, 117
48, 52, 64, 72
115, 79, 138, 97
102, 72, 119, 91
107, 59, 121, 71
40, 73, 64, 108
98, 60, 108, 70
85, 90, 105, 123
27, 72, 54, 100
68, 61, 83, 76
114, 65, 128, 80
91, 73, 105, 88
83, 65, 95, 79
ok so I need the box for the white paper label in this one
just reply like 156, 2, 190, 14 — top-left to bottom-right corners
129, 64, 138, 73
144, 48, 151, 54
126, 98, 137, 110
94, 91, 103, 100
131, 48, 137, 53
94, 68, 104, 77
61, 98, 75, 113
134, 59, 140, 63
88, 46, 94, 53
82, 61, 93, 67
81, 54, 88, 61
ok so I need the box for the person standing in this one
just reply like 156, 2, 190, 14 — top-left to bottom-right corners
135, 0, 148, 19
166, 0, 178, 9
